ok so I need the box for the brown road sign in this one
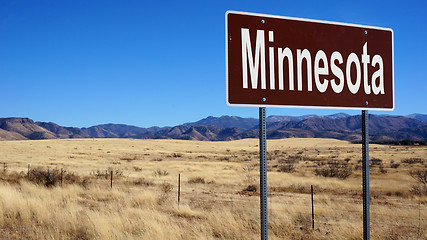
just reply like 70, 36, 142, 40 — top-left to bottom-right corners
226, 11, 394, 110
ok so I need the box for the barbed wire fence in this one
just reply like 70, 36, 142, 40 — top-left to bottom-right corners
0, 161, 425, 238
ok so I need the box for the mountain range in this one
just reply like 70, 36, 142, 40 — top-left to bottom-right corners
0, 113, 426, 142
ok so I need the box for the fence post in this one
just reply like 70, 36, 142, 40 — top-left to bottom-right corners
178, 173, 181, 207
61, 168, 63, 186
311, 185, 315, 229
110, 171, 113, 188
27, 164, 30, 178
417, 200, 421, 239
3, 162, 6, 172
47, 169, 50, 184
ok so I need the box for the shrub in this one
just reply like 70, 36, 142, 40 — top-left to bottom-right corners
379, 164, 387, 174
279, 164, 295, 173
370, 158, 383, 166
133, 166, 143, 171
153, 169, 169, 177
390, 163, 400, 168
120, 155, 139, 161
28, 168, 81, 187
286, 155, 303, 163
402, 158, 424, 164
160, 182, 173, 194
243, 184, 257, 192
157, 182, 173, 205
91, 169, 109, 179
314, 160, 352, 179
409, 169, 427, 185
0, 171, 25, 184
188, 177, 205, 184
28, 168, 56, 186
132, 177, 154, 186
410, 185, 427, 196
63, 170, 81, 184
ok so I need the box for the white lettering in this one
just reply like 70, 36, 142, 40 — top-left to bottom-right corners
346, 53, 361, 94
330, 51, 344, 93
278, 47, 293, 90
241, 28, 266, 89
362, 42, 371, 94
297, 49, 312, 91
240, 29, 386, 96
314, 50, 329, 93
269, 31, 275, 90
371, 55, 384, 95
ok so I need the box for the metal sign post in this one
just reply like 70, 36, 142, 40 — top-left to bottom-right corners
259, 107, 268, 240
362, 110, 370, 240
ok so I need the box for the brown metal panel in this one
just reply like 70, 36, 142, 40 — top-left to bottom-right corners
226, 11, 394, 110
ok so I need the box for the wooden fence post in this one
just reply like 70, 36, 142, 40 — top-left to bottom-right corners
311, 185, 315, 229
110, 171, 113, 188
178, 173, 181, 207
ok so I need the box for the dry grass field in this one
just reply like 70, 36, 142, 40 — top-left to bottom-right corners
0, 138, 426, 239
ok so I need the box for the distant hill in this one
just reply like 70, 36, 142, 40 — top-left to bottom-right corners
0, 118, 56, 140
183, 116, 258, 131
407, 113, 427, 122
267, 113, 350, 123
0, 113, 426, 142
0, 128, 27, 140
36, 122, 89, 139
264, 115, 425, 142
80, 124, 161, 138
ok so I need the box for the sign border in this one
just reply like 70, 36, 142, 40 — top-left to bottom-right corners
225, 10, 394, 111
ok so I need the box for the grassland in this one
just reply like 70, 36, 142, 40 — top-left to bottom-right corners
0, 138, 426, 239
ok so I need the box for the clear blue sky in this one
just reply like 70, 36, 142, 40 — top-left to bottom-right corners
1, 0, 426, 127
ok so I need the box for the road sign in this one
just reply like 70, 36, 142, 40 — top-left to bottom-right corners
226, 11, 394, 110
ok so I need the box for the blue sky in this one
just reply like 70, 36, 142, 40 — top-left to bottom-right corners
1, 0, 426, 127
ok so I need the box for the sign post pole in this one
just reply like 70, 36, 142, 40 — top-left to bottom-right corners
362, 110, 370, 240
259, 107, 268, 240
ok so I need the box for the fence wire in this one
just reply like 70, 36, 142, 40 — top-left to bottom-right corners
1, 161, 426, 234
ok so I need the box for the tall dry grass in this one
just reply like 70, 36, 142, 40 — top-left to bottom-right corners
0, 138, 425, 239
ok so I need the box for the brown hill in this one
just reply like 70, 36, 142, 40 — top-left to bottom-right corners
0, 128, 27, 140
0, 118, 55, 140
0, 118, 50, 137
36, 122, 89, 139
